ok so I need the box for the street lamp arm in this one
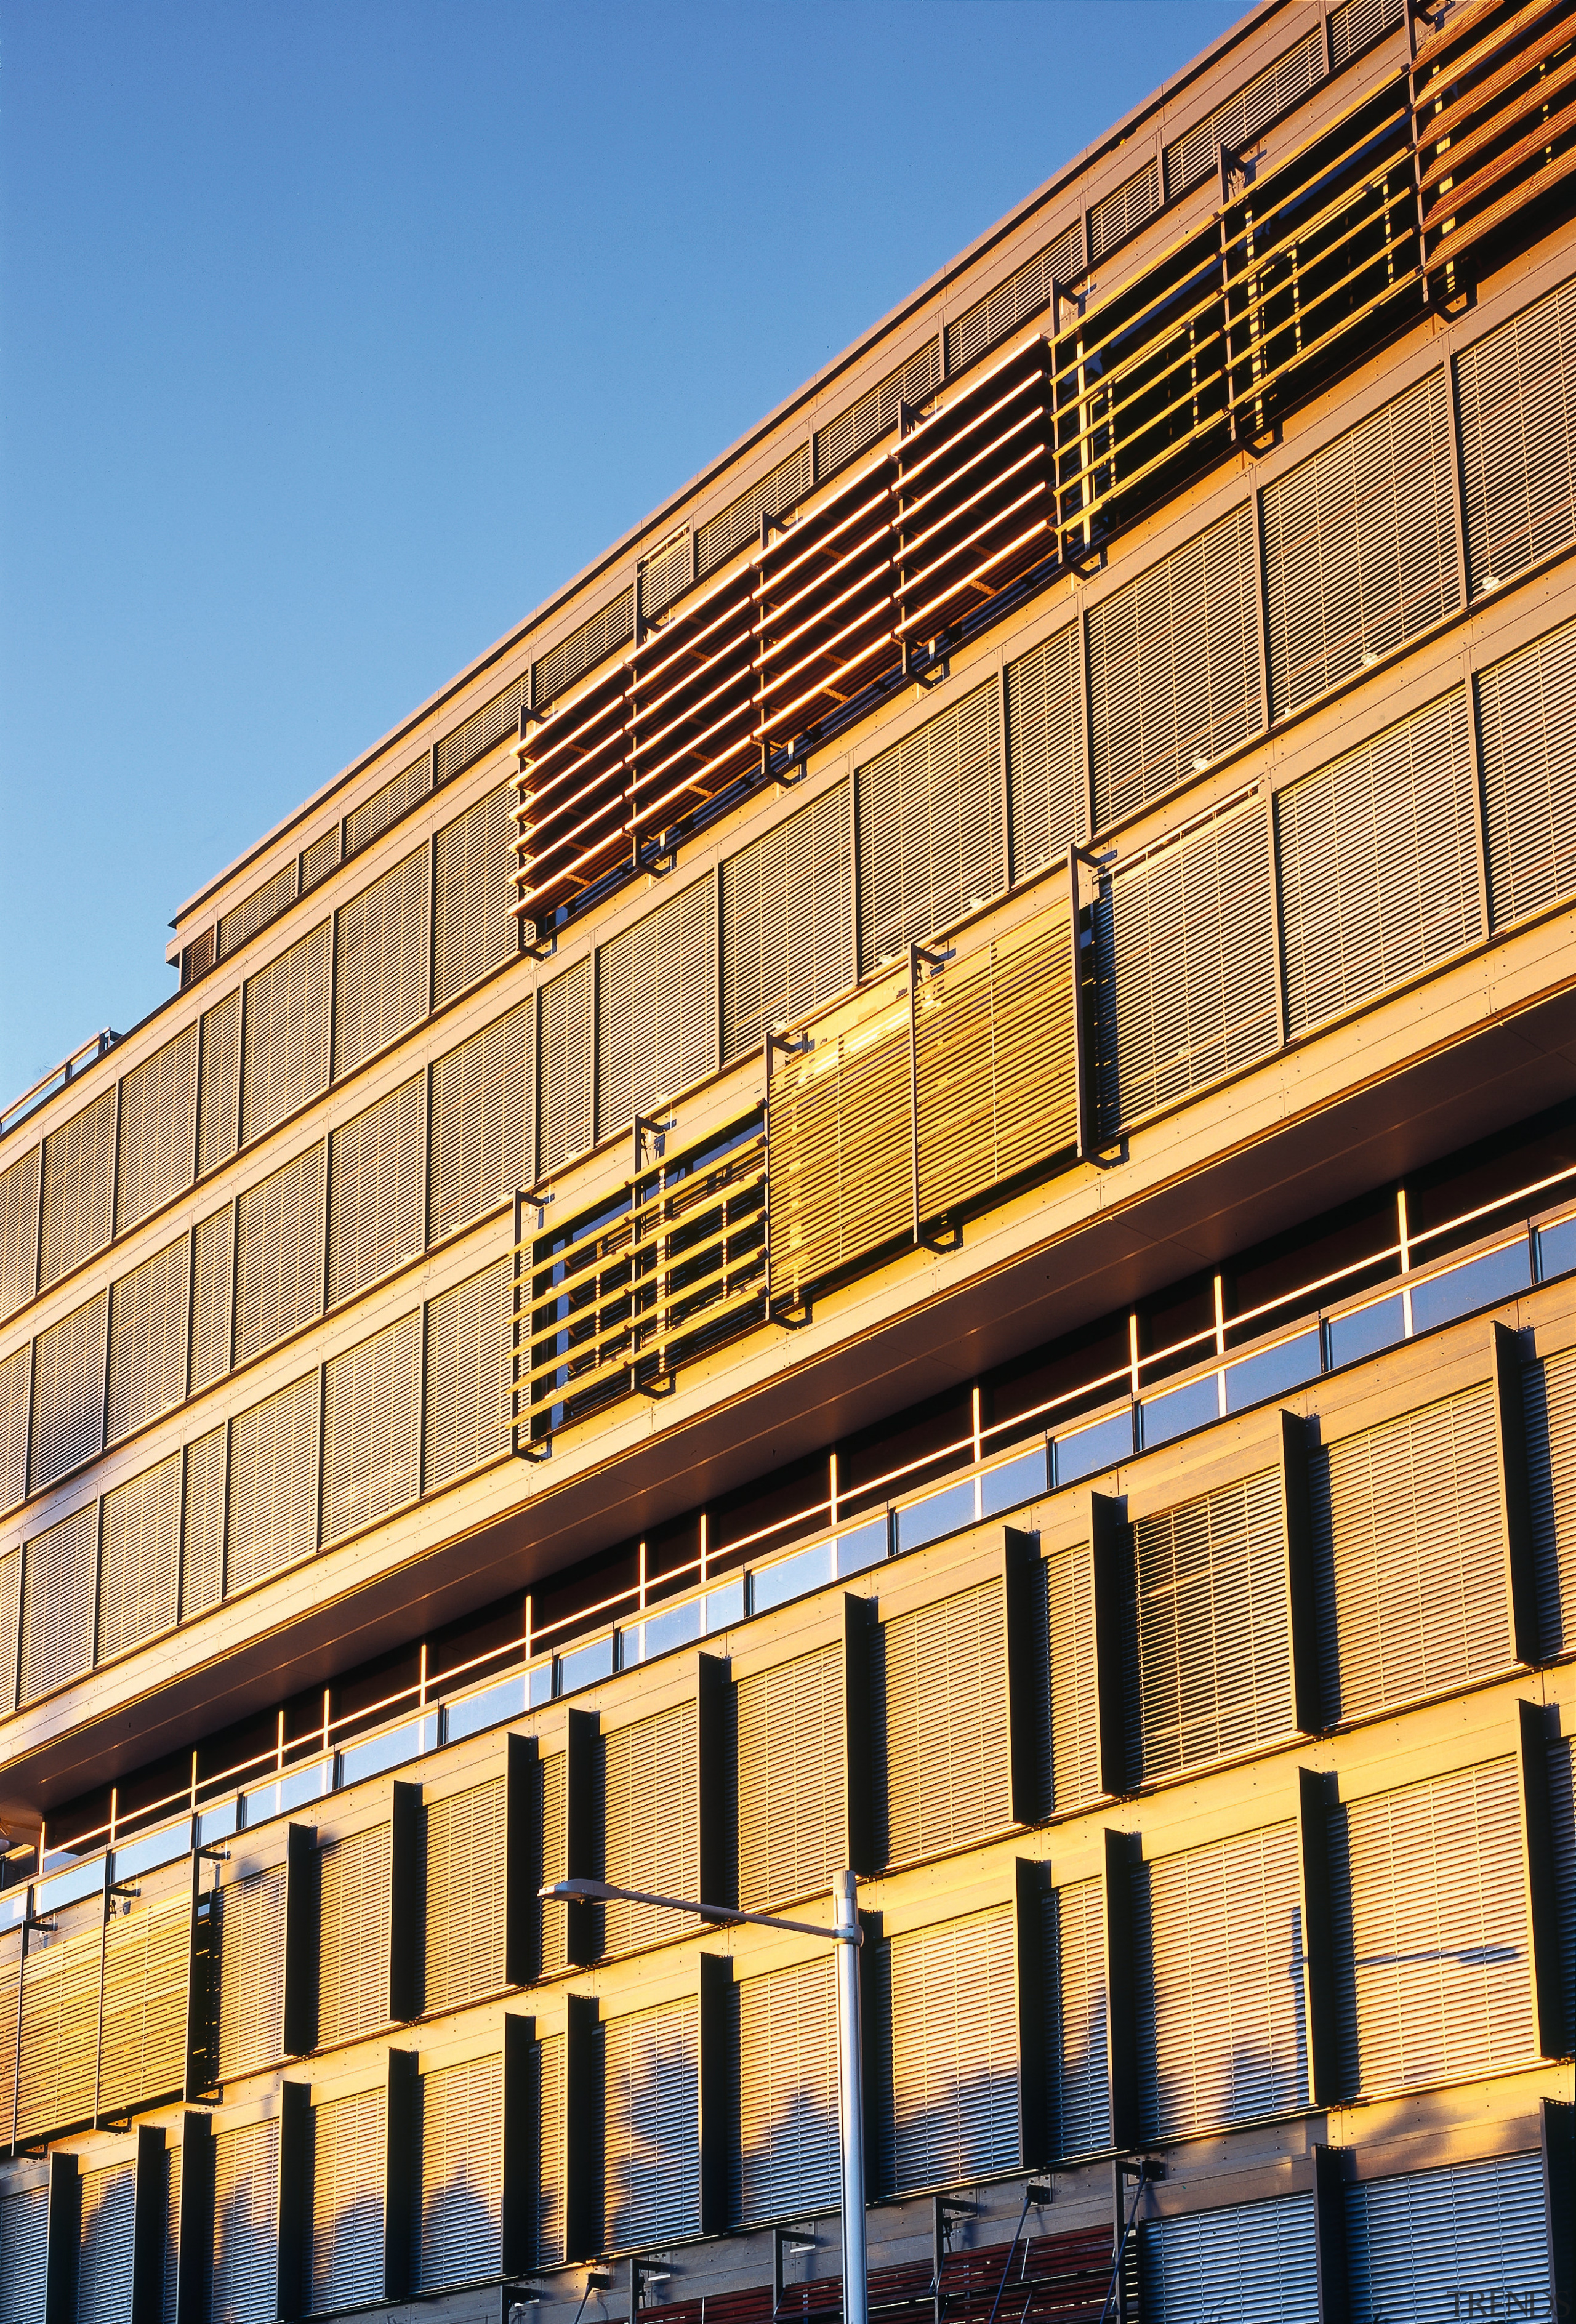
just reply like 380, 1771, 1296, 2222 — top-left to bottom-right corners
538, 1875, 862, 1944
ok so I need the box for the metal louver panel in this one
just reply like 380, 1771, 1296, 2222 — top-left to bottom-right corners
1142, 2195, 1317, 2324
197, 988, 242, 1174
1088, 158, 1160, 265
424, 1258, 511, 1490
539, 1755, 568, 1979
602, 2000, 701, 2248
1548, 1737, 1576, 2056
39, 1087, 117, 1290
1479, 614, 1576, 930
874, 1578, 1013, 1865
189, 1204, 233, 1393
416, 2054, 502, 2290
311, 2086, 387, 2311
766, 968, 911, 1308
98, 1889, 191, 2115
1529, 1346, 1576, 1652
182, 1425, 227, 1617
424, 1778, 507, 2012
697, 443, 813, 580
1457, 275, 1576, 597
317, 1824, 392, 2044
430, 1000, 533, 1240
211, 2117, 280, 2324
536, 2030, 567, 2266
97, 1450, 181, 1661
17, 1920, 102, 2139
1047, 1544, 1103, 1814
639, 525, 691, 621
1129, 1467, 1294, 1783
1007, 625, 1082, 879
345, 755, 432, 858
737, 1644, 843, 1910
239, 922, 331, 1146
300, 826, 341, 892
0, 1942, 17, 2149
115, 1024, 198, 1233
535, 589, 636, 710
0, 1145, 40, 1321
1329, 0, 1404, 68
233, 1144, 324, 1364
1313, 1383, 1510, 1723
539, 955, 594, 1178
1044, 1880, 1111, 2157
434, 780, 519, 1005
0, 2187, 48, 2324
1346, 2155, 1550, 2320
1, 1345, 31, 1511
602, 1702, 699, 1955
1095, 799, 1277, 1132
161, 2139, 181, 2324
814, 340, 941, 483
29, 1290, 108, 1491
1087, 504, 1261, 829
1135, 1822, 1308, 2137
216, 1864, 287, 2079
436, 675, 529, 788
733, 1955, 838, 2224
107, 1232, 190, 1442
878, 1907, 1020, 2193
1330, 1756, 1535, 2093
1164, 27, 1324, 202
0, 1549, 20, 1713
326, 1074, 424, 1305
226, 1372, 320, 1592
597, 879, 717, 1136
946, 224, 1082, 374
20, 1503, 97, 1703
720, 781, 851, 1063
77, 2161, 137, 2324
1263, 370, 1459, 720
334, 845, 430, 1076
321, 1311, 420, 1543
857, 680, 1003, 973
1277, 688, 1480, 1034
219, 862, 298, 962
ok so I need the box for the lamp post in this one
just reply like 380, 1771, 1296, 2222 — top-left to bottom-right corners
541, 1870, 867, 2324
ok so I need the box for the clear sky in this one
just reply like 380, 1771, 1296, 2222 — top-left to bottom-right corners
1, 0, 1237, 1107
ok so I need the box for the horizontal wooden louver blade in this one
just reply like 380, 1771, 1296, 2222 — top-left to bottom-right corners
737, 1643, 843, 1910
345, 754, 432, 858
39, 1085, 116, 1290
334, 845, 430, 1076
233, 1145, 324, 1364
435, 779, 519, 1006
1044, 1879, 1111, 2156
601, 2000, 701, 2247
227, 1372, 320, 1591
76, 2161, 137, 2324
0, 1145, 40, 1321
181, 1425, 227, 1617
107, 1232, 190, 1443
239, 922, 331, 1146
98, 1450, 181, 1661
215, 1865, 287, 2080
98, 1889, 191, 2116
318, 1824, 392, 2045
1457, 274, 1576, 597
115, 1023, 198, 1233
597, 877, 718, 1138
946, 223, 1081, 374
196, 987, 242, 1175
601, 1702, 700, 1955
322, 1311, 420, 1543
326, 1074, 424, 1306
1007, 625, 1081, 879
1142, 2195, 1318, 2324
20, 1503, 98, 1703
28, 1289, 107, 1492
734, 1955, 838, 2223
0, 1346, 31, 1513
430, 999, 533, 1242
219, 861, 298, 962
1345, 2154, 1550, 2321
878, 1907, 1021, 2193
424, 1778, 507, 2012
188, 1205, 233, 1394
416, 2054, 502, 2289
1478, 613, 1576, 929
424, 1257, 511, 1490
539, 956, 594, 1178
857, 680, 1003, 972
766, 970, 912, 1308
211, 2117, 281, 2324
721, 780, 851, 1063
16, 1918, 102, 2139
874, 1579, 1013, 1865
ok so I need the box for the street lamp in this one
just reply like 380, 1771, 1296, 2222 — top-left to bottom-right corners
541, 1868, 867, 2324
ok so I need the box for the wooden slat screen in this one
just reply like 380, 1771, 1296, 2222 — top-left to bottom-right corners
326, 1075, 424, 1306
946, 223, 1082, 374
1345, 2156, 1550, 2324
1043, 1879, 1111, 2157
1047, 1545, 1103, 1814
424, 1257, 510, 1490
1088, 158, 1160, 265
1095, 799, 1277, 1132
0, 1146, 39, 1322
857, 680, 1003, 973
434, 780, 518, 1007
1087, 505, 1261, 829
97, 1450, 180, 1661
115, 1024, 198, 1234
1457, 275, 1576, 597
1277, 688, 1480, 1035
20, 1503, 97, 1702
1478, 613, 1576, 930
16, 1920, 102, 2140
766, 969, 912, 1308
424, 1777, 507, 2012
182, 1425, 227, 1617
227, 1372, 320, 1592
878, 1907, 1020, 2193
1128, 1468, 1295, 1785
334, 845, 430, 1077
39, 1087, 117, 1290
536, 2030, 567, 2266
321, 1311, 420, 1544
696, 443, 813, 580
29, 1290, 107, 1491
76, 2160, 137, 2323
215, 1865, 287, 2080
107, 1232, 190, 1443
0, 1548, 19, 1713
601, 2000, 701, 2248
1263, 370, 1459, 721
345, 755, 431, 859
429, 1001, 533, 1242
814, 340, 941, 482
196, 987, 242, 1175
239, 922, 331, 1146
98, 1889, 191, 2116
436, 675, 529, 789
188, 1204, 233, 1394
219, 862, 298, 962
737, 1644, 843, 1910
211, 2117, 280, 2324
415, 2054, 502, 2290
597, 877, 717, 1137
0, 2188, 47, 2324
1164, 26, 1324, 201
538, 1754, 568, 1979
601, 1702, 699, 1955
1529, 1347, 1576, 1653
1330, 1756, 1535, 2093
1141, 2196, 1318, 2324
733, 1955, 838, 2224
874, 1579, 1013, 1867
1313, 1384, 1510, 1724
721, 781, 851, 1063
1006, 625, 1082, 880
1, 1345, 31, 1513
538, 956, 594, 1178
233, 1144, 324, 1364
318, 1825, 392, 2045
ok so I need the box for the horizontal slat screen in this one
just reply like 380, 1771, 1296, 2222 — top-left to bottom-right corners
227, 1370, 320, 1591
814, 340, 941, 482
318, 1823, 392, 2044
697, 443, 813, 579
345, 754, 431, 858
20, 1502, 97, 1703
1044, 1879, 1111, 2157
766, 969, 911, 1307
182, 1425, 227, 1617
1, 1344, 31, 1513
1047, 1543, 1103, 1814
1457, 273, 1576, 597
216, 1865, 287, 2080
239, 922, 331, 1146
436, 675, 529, 789
425, 1777, 507, 2012
435, 779, 519, 1006
321, 1310, 420, 1544
1142, 2195, 1318, 2324
430, 999, 533, 1241
1007, 624, 1082, 879
597, 877, 718, 1137
875, 1578, 1013, 1865
1345, 2155, 1550, 2320
16, 1919, 101, 2140
857, 680, 1003, 973
326, 1074, 424, 1306
1479, 613, 1576, 930
602, 1702, 699, 1954
115, 1023, 198, 1233
39, 1086, 116, 1291
416, 2054, 502, 2290
333, 845, 430, 1077
602, 2000, 702, 2247
721, 781, 851, 1062
539, 955, 594, 1178
946, 223, 1081, 374
211, 2117, 280, 2324
196, 986, 243, 1176
98, 1889, 191, 2116
737, 1643, 843, 1910
0, 1146, 39, 1321
1163, 26, 1324, 201
424, 1257, 511, 1490
733, 1955, 838, 2223
98, 1449, 181, 1661
28, 1289, 107, 1491
188, 1204, 233, 1394
878, 1907, 1021, 2193
106, 1232, 189, 1443
233, 1144, 324, 1364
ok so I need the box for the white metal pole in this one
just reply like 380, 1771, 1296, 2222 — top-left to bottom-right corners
835, 1867, 868, 2324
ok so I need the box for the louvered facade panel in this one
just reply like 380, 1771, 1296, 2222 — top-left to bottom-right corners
0, 1343, 30, 1512
211, 2117, 280, 2324
880, 1908, 1020, 2193
1530, 1346, 1576, 1651
1550, 1736, 1576, 2040
346, 755, 431, 858
0, 1947, 18, 2143
233, 1144, 323, 1364
1330, 1757, 1535, 2094
107, 1232, 190, 1443
766, 973, 912, 1306
1007, 626, 1081, 879
29, 1289, 107, 1490
601, 2000, 701, 2249
1088, 158, 1160, 265
416, 2054, 502, 2290
1130, 1468, 1295, 1784
539, 956, 594, 1178
98, 1889, 191, 2116
534, 589, 635, 708
536, 2030, 567, 2267
638, 525, 691, 620
215, 1865, 287, 2080
114, 1024, 198, 1235
321, 1310, 420, 1544
434, 779, 518, 1006
1313, 1384, 1510, 1724
1457, 275, 1576, 596
424, 1777, 507, 2012
317, 1823, 392, 2045
76, 2163, 136, 2324
182, 1424, 227, 1616
539, 1753, 568, 1979
1087, 505, 1261, 829
1329, 0, 1404, 66
1479, 614, 1576, 930
734, 1954, 838, 2224
226, 1372, 320, 1592
737, 1644, 843, 1910
0, 1145, 39, 1321
301, 826, 342, 892
0, 2187, 47, 2324
424, 1257, 510, 1490
197, 988, 243, 1175
915, 909, 1077, 1220
814, 341, 941, 480
1263, 371, 1459, 720
602, 1701, 699, 1954
1047, 1545, 1103, 1814
1277, 689, 1480, 1034
20, 1503, 97, 1703
188, 1204, 233, 1393
1095, 802, 1277, 1131
875, 1580, 1013, 1867
597, 878, 717, 1136
219, 862, 298, 962
946, 224, 1081, 373
1142, 2196, 1318, 2324
16, 1923, 102, 2140
239, 922, 331, 1146
696, 443, 814, 579
98, 1450, 181, 1662
1164, 26, 1324, 201
161, 2140, 182, 2324
429, 1001, 533, 1242
311, 2086, 387, 2313
1345, 2156, 1550, 2322
39, 1087, 117, 1290
334, 845, 430, 1076
721, 782, 851, 1063
326, 1074, 424, 1305
0, 1548, 18, 1713
857, 681, 1003, 973
1044, 1880, 1111, 2157
436, 675, 529, 788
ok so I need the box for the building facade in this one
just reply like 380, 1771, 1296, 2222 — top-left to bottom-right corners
1, 0, 1574, 2314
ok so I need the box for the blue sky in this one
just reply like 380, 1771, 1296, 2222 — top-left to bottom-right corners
0, 0, 1235, 1104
